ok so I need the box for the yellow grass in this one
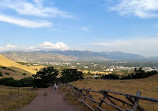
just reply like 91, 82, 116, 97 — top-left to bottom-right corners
28, 66, 46, 72
0, 54, 38, 74
70, 74, 158, 111
83, 70, 110, 75
0, 86, 36, 111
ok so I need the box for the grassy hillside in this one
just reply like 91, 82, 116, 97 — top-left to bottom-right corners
0, 54, 37, 74
0, 66, 32, 79
70, 74, 158, 111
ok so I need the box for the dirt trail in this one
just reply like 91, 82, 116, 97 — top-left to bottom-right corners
20, 87, 80, 111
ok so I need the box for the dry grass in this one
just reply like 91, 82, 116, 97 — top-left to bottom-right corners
27, 66, 45, 72
70, 74, 158, 111
83, 70, 110, 75
0, 67, 33, 80
0, 54, 38, 74
0, 86, 36, 111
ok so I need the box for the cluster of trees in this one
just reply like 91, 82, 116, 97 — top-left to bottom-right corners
0, 77, 34, 87
101, 74, 119, 80
101, 68, 157, 80
121, 68, 157, 79
33, 67, 83, 87
0, 67, 83, 88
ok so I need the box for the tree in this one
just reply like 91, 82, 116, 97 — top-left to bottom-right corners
60, 69, 83, 83
34, 67, 59, 87
101, 74, 119, 80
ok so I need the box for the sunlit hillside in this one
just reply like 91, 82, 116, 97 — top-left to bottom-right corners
0, 54, 41, 74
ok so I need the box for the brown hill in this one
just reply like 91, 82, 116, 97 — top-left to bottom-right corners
0, 54, 37, 74
0, 66, 33, 79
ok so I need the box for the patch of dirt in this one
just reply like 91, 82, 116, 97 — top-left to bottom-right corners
20, 87, 81, 111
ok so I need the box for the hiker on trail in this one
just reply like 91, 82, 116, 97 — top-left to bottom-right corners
54, 83, 58, 91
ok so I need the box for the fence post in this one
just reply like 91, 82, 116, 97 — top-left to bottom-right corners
99, 90, 108, 107
132, 91, 141, 110
126, 91, 144, 111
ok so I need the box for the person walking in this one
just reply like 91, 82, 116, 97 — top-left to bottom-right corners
54, 83, 58, 91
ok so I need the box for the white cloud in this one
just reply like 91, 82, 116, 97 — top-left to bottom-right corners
0, 0, 73, 28
0, 0, 72, 18
108, 0, 158, 18
6, 44, 17, 48
0, 44, 20, 51
38, 42, 70, 51
0, 14, 52, 28
0, 42, 70, 52
93, 37, 158, 56
80, 26, 89, 31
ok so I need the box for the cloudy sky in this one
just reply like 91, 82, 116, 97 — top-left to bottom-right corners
0, 0, 158, 56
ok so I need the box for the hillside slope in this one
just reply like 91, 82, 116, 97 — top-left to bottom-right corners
2, 51, 147, 63
2, 52, 77, 62
0, 67, 32, 79
0, 54, 37, 74
71, 74, 158, 111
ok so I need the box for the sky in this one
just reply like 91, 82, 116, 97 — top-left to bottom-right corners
0, 0, 158, 57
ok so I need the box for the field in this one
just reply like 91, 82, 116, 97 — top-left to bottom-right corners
70, 74, 158, 111
0, 86, 36, 111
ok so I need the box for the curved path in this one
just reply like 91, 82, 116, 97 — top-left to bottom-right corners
20, 87, 81, 111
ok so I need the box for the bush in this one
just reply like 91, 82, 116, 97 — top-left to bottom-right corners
1, 66, 7, 69
5, 72, 10, 75
0, 77, 35, 87
20, 77, 35, 87
0, 71, 2, 76
0, 66, 15, 72
0, 77, 15, 86
22, 73, 27, 76
101, 74, 119, 80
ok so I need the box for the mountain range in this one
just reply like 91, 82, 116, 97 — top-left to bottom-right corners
2, 50, 157, 63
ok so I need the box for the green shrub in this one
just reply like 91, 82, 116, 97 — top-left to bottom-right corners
0, 77, 36, 87
22, 73, 27, 76
20, 77, 35, 87
5, 72, 10, 75
0, 66, 15, 72
0, 71, 2, 76
0, 77, 15, 86
1, 66, 7, 69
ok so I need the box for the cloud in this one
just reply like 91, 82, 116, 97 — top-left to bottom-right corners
38, 42, 70, 51
0, 0, 73, 28
0, 42, 70, 52
0, 14, 52, 28
107, 0, 158, 18
80, 26, 89, 31
93, 37, 158, 56
0, 0, 72, 18
0, 44, 21, 51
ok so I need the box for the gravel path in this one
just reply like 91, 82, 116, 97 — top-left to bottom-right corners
20, 87, 80, 111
